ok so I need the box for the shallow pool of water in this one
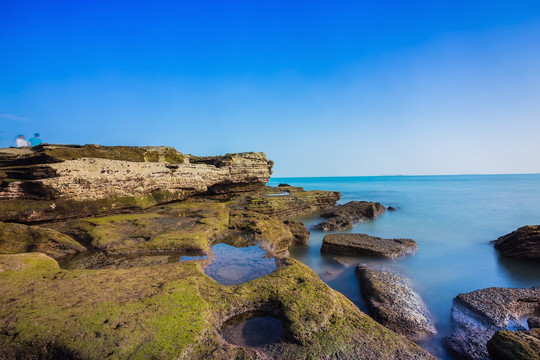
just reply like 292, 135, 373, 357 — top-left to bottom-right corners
204, 243, 277, 285
221, 311, 284, 347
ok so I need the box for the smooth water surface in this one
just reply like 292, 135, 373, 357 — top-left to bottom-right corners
269, 174, 540, 359
221, 311, 284, 347
205, 243, 277, 285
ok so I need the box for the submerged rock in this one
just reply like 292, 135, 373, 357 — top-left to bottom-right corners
445, 286, 540, 360
356, 265, 437, 341
321, 233, 417, 259
487, 328, 540, 360
316, 201, 386, 231
493, 225, 540, 259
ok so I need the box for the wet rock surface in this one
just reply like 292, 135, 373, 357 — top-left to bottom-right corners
316, 201, 386, 231
356, 265, 437, 341
445, 286, 540, 360
487, 328, 540, 360
493, 225, 540, 259
321, 233, 417, 258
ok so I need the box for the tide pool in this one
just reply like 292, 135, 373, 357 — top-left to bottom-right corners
269, 174, 540, 359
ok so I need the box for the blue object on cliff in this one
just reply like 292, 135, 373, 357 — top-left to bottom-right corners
28, 133, 42, 146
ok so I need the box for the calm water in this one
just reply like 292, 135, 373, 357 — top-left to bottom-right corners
204, 243, 277, 285
269, 174, 540, 359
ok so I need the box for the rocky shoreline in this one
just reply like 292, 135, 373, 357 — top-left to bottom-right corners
0, 145, 435, 360
2, 145, 539, 360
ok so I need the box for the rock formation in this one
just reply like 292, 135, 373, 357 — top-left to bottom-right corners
445, 286, 540, 360
0, 144, 273, 222
283, 220, 310, 245
316, 201, 386, 231
321, 233, 417, 258
487, 328, 540, 360
0, 144, 436, 360
356, 265, 437, 341
493, 225, 540, 259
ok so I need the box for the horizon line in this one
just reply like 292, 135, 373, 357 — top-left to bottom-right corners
270, 172, 540, 178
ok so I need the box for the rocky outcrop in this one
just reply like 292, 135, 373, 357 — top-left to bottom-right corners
284, 220, 310, 245
321, 233, 417, 258
316, 201, 385, 231
493, 225, 540, 259
0, 145, 273, 222
445, 286, 540, 360
356, 265, 437, 341
245, 188, 341, 219
487, 328, 540, 360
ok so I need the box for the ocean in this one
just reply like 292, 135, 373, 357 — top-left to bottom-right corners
268, 174, 540, 359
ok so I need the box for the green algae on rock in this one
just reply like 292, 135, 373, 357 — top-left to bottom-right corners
0, 222, 86, 259
0, 253, 435, 360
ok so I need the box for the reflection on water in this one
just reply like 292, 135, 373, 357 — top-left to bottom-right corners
271, 174, 540, 360
205, 243, 277, 285
221, 311, 284, 347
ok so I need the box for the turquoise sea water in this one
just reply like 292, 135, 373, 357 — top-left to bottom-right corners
268, 174, 540, 359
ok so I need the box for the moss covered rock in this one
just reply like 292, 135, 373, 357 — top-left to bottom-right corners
0, 253, 435, 360
487, 328, 540, 360
0, 222, 86, 259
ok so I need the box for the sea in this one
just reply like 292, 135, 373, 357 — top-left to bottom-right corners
268, 174, 540, 359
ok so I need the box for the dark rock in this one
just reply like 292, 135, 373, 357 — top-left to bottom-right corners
487, 328, 540, 360
493, 225, 540, 259
278, 183, 290, 187
316, 201, 385, 231
529, 317, 540, 329
284, 220, 310, 245
321, 233, 417, 259
388, 206, 396, 211
445, 286, 540, 360
356, 265, 437, 341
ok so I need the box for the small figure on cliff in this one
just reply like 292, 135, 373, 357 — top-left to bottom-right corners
15, 135, 28, 147
28, 133, 42, 146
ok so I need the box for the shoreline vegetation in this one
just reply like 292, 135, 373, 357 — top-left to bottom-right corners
1, 144, 538, 359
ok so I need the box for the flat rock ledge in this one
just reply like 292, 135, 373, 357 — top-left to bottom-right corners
493, 225, 540, 259
321, 233, 417, 259
445, 286, 540, 360
356, 265, 437, 341
487, 328, 540, 360
316, 201, 386, 231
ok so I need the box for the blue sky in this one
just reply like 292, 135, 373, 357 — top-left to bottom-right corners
1, 0, 540, 176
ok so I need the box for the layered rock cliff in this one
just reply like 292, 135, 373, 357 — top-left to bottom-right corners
0, 145, 273, 222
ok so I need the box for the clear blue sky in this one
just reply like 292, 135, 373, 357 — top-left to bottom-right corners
1, 0, 540, 176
